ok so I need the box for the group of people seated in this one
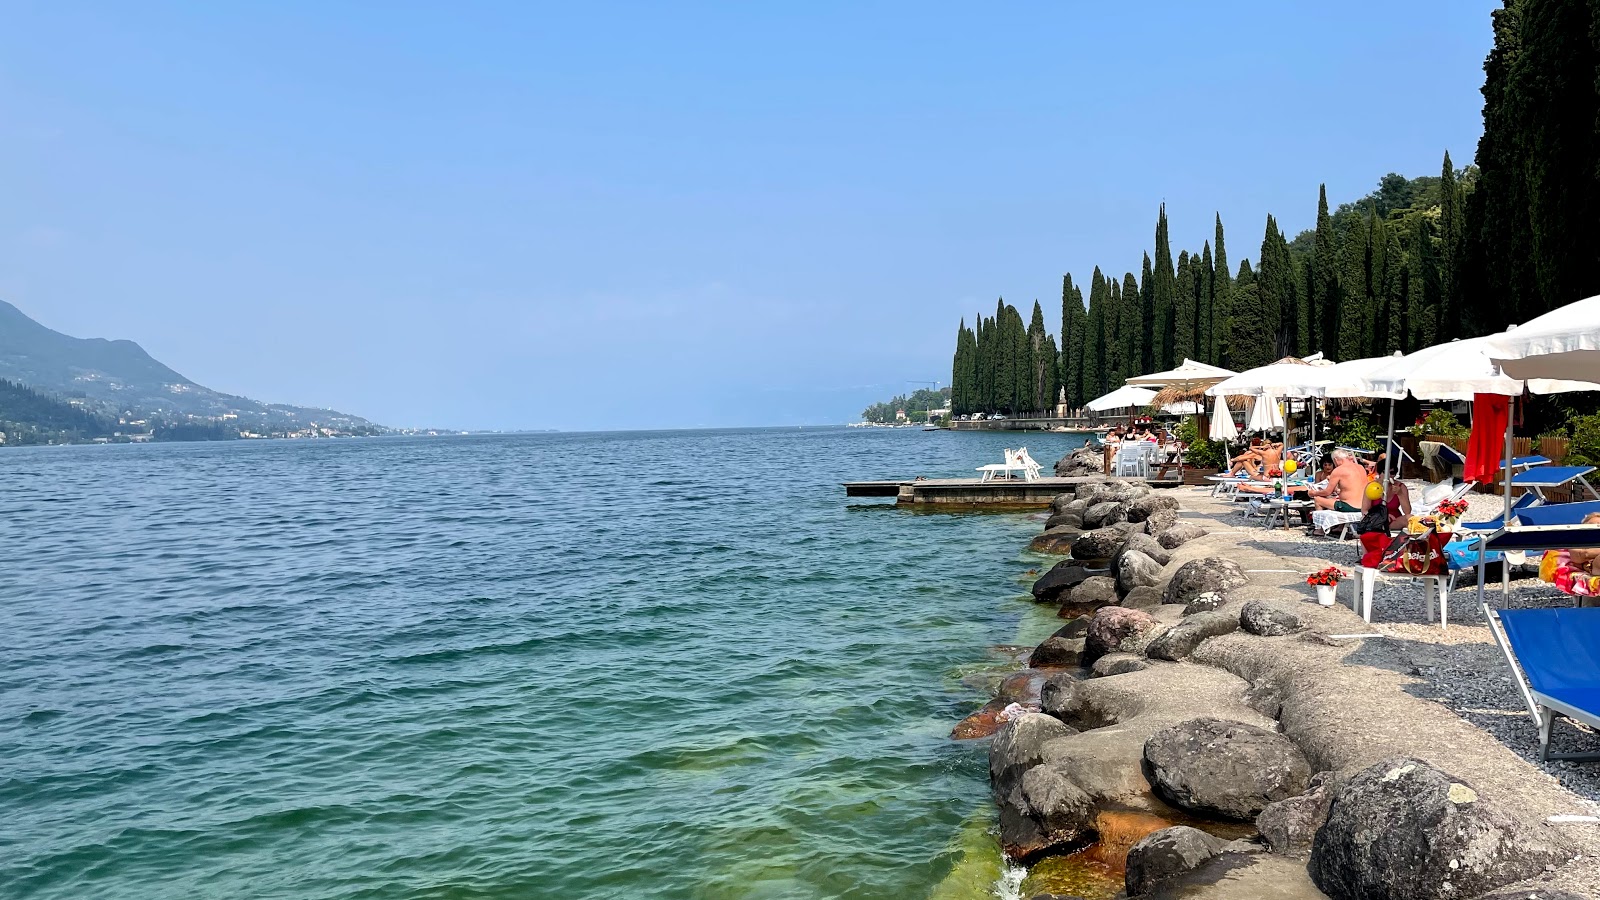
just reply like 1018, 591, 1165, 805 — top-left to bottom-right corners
1102, 424, 1169, 446
1234, 445, 1417, 531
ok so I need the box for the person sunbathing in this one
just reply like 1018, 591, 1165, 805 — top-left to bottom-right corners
1309, 448, 1368, 512
1227, 438, 1266, 478
1540, 512, 1600, 599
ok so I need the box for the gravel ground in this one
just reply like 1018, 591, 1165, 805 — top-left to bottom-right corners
1186, 480, 1600, 806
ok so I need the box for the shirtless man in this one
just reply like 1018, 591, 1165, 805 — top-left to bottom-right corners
1257, 440, 1284, 475
1309, 448, 1369, 512
1227, 438, 1265, 477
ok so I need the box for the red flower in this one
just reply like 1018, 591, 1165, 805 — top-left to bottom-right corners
1306, 566, 1347, 587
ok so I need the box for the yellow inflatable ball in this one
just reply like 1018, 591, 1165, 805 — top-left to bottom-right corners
1365, 481, 1385, 501
1283, 459, 1298, 475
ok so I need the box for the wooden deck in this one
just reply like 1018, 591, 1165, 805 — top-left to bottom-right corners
843, 475, 1179, 507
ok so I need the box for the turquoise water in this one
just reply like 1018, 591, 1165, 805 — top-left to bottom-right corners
1, 428, 1086, 899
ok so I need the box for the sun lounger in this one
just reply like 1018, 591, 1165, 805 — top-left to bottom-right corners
1501, 455, 1553, 471
978, 448, 1029, 482
1310, 509, 1362, 540
1484, 605, 1600, 761
1510, 465, 1600, 501
1460, 492, 1542, 533
1514, 499, 1600, 527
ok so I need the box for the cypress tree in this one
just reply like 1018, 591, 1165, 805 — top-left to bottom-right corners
1257, 215, 1294, 359
1378, 221, 1405, 353
1028, 301, 1051, 414
1174, 250, 1195, 361
951, 320, 967, 414
1198, 242, 1214, 365
1120, 272, 1140, 379
975, 315, 991, 413
1437, 151, 1464, 339
1140, 253, 1155, 372
1010, 304, 1032, 415
1230, 259, 1267, 369
1083, 279, 1104, 401
1336, 211, 1372, 361
1070, 281, 1087, 405
1311, 184, 1336, 357
1059, 275, 1079, 408
1409, 217, 1441, 350
1041, 334, 1060, 414
994, 299, 1015, 414
1153, 205, 1176, 368
1212, 215, 1232, 367
1101, 268, 1122, 386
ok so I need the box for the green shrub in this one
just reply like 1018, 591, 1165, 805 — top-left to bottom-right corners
1177, 417, 1226, 469
1329, 415, 1380, 452
1414, 408, 1469, 440
1566, 413, 1600, 467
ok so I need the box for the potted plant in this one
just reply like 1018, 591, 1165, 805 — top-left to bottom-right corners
1307, 566, 1346, 606
1434, 498, 1468, 532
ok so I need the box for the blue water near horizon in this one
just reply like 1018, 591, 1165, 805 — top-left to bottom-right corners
0, 428, 1088, 899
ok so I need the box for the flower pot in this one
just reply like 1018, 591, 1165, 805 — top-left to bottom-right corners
1315, 583, 1338, 606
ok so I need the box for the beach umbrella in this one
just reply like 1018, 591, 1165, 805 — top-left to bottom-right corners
1209, 393, 1238, 442
1204, 357, 1313, 399
1246, 393, 1284, 433
1127, 359, 1236, 410
1084, 385, 1158, 412
1487, 294, 1600, 384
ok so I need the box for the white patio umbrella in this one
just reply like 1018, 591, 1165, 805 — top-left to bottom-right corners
1246, 393, 1284, 433
1084, 385, 1158, 412
1487, 294, 1600, 384
1209, 393, 1238, 441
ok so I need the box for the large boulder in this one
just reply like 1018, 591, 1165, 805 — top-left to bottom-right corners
1039, 672, 1078, 719
1124, 826, 1226, 897
1143, 718, 1312, 820
1162, 557, 1248, 606
991, 713, 1076, 799
1126, 493, 1181, 524
1240, 600, 1305, 637
1155, 522, 1208, 549
1089, 653, 1150, 677
1120, 585, 1163, 609
1145, 611, 1240, 661
1012, 764, 1096, 860
1182, 591, 1227, 616
1256, 775, 1332, 856
1060, 576, 1118, 618
1049, 493, 1078, 514
1032, 560, 1091, 603
1029, 526, 1082, 555
1029, 635, 1085, 669
1142, 507, 1180, 536
1043, 511, 1083, 531
1113, 532, 1173, 567
1055, 448, 1102, 477
1309, 757, 1568, 900
1082, 500, 1130, 530
1084, 607, 1162, 664
1070, 527, 1123, 562
1114, 550, 1164, 599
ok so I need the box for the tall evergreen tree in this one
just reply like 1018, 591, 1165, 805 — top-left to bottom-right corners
1028, 301, 1052, 415
1230, 259, 1268, 368
1009, 304, 1033, 415
1083, 278, 1104, 401
1437, 151, 1464, 340
1102, 269, 1122, 386
1212, 215, 1232, 366
1153, 205, 1176, 368
1257, 215, 1295, 359
1378, 220, 1405, 353
1059, 275, 1081, 408
1408, 218, 1442, 350
1139, 253, 1156, 372
1307, 188, 1337, 356
1120, 272, 1140, 379
1336, 211, 1372, 361
1174, 250, 1195, 361
951, 320, 968, 414
1198, 242, 1214, 365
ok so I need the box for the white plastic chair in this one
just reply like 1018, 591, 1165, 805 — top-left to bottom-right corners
1016, 447, 1043, 483
1114, 445, 1148, 478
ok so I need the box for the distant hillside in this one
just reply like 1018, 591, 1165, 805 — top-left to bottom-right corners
0, 300, 382, 432
0, 378, 116, 444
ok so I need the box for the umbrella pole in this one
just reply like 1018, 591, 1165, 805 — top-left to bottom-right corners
1503, 395, 1516, 524
1383, 400, 1396, 485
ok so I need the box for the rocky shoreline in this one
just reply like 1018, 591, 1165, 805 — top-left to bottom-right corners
963, 446, 1600, 900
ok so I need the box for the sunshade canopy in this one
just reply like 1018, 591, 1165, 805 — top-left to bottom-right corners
1209, 393, 1238, 441
1084, 385, 1157, 412
1126, 358, 1235, 391
1487, 295, 1600, 390
1205, 357, 1312, 398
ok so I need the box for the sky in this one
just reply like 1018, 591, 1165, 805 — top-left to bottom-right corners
0, 1, 1501, 431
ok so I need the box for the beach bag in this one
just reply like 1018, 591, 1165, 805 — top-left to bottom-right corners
1355, 504, 1389, 536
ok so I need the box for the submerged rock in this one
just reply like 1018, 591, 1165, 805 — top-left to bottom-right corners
1308, 757, 1568, 900
1030, 526, 1082, 555
1124, 826, 1226, 897
1143, 718, 1311, 820
1032, 560, 1091, 603
1145, 611, 1239, 661
1162, 557, 1248, 606
1044, 511, 1083, 531
1239, 600, 1304, 637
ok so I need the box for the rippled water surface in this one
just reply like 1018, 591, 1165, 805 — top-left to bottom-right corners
1, 428, 1087, 899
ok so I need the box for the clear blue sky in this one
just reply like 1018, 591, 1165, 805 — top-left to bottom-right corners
0, 1, 1498, 431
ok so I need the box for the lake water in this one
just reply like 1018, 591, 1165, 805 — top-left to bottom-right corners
1, 428, 1088, 899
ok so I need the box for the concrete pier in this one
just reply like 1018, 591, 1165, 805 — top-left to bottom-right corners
843, 475, 1177, 507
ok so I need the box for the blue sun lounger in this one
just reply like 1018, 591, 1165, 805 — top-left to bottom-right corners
1510, 465, 1600, 501
1485, 605, 1600, 761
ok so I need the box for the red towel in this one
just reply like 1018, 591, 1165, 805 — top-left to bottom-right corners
1464, 393, 1509, 484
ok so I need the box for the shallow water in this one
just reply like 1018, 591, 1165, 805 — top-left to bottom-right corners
1, 427, 1088, 899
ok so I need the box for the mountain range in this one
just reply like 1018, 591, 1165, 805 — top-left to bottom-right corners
0, 300, 381, 434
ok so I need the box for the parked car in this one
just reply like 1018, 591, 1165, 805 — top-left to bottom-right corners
989, 413, 1005, 420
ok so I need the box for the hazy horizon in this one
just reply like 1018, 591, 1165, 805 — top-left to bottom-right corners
1, 2, 1498, 431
